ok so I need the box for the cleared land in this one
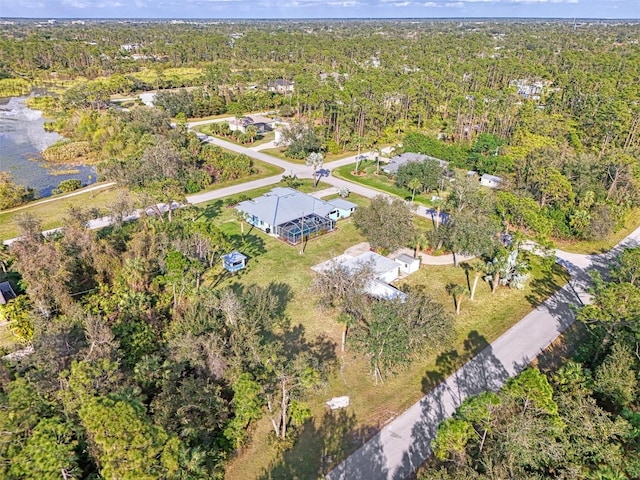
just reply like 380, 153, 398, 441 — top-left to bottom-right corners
0, 159, 283, 241
206, 187, 569, 479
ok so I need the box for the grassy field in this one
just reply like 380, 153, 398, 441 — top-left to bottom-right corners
553, 208, 640, 254
211, 187, 569, 479
0, 159, 283, 241
332, 161, 436, 207
0, 185, 128, 241
260, 147, 359, 165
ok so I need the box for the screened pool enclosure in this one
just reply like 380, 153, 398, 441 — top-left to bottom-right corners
277, 214, 335, 245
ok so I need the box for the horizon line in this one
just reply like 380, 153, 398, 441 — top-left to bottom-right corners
1, 16, 638, 21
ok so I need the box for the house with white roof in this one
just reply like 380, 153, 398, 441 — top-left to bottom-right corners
313, 250, 407, 301
480, 174, 503, 189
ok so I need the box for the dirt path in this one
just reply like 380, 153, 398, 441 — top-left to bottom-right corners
0, 182, 116, 214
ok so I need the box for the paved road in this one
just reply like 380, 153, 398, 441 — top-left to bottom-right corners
327, 225, 640, 480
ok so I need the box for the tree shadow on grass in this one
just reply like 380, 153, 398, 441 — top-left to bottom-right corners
201, 200, 223, 220
258, 409, 388, 480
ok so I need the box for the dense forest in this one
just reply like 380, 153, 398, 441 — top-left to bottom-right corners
1, 19, 639, 479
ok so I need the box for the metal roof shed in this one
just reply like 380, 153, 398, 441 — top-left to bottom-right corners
223, 251, 247, 272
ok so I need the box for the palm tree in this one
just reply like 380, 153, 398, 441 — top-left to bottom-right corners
413, 231, 428, 258
408, 178, 422, 202
371, 146, 382, 174
245, 125, 258, 143
235, 210, 248, 240
462, 259, 486, 301
446, 283, 468, 315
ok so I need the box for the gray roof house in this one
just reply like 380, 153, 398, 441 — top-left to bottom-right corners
236, 187, 357, 245
382, 152, 449, 175
229, 115, 276, 134
268, 78, 294, 93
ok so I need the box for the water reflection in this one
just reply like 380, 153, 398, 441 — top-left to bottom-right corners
0, 96, 96, 198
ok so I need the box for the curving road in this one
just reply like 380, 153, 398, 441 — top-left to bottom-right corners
326, 226, 640, 480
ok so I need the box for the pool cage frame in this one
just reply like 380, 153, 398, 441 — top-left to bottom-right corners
277, 214, 335, 245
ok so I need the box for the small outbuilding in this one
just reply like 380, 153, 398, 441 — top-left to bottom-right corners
222, 251, 247, 273
395, 254, 420, 274
480, 174, 503, 189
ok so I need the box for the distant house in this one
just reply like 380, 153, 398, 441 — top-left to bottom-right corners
382, 152, 449, 175
268, 78, 294, 93
395, 254, 420, 274
319, 72, 348, 82
509, 79, 547, 101
480, 174, 503, 189
236, 187, 357, 245
229, 115, 276, 134
0, 281, 16, 305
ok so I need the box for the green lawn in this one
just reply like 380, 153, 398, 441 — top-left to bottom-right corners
0, 185, 128, 241
259, 147, 359, 165
332, 161, 436, 207
216, 190, 569, 480
0, 161, 284, 241
554, 208, 640, 254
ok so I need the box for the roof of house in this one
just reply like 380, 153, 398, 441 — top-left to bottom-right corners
223, 251, 247, 263
395, 253, 419, 265
365, 279, 407, 301
382, 152, 449, 174
233, 115, 275, 127
327, 198, 357, 211
341, 251, 399, 279
0, 281, 16, 305
236, 187, 342, 227
268, 78, 294, 87
480, 174, 503, 183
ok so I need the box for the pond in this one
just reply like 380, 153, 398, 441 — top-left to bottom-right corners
0, 96, 96, 198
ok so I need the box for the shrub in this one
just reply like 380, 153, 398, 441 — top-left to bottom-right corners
53, 179, 83, 194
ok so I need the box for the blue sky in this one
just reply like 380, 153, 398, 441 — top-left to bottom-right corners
0, 0, 638, 19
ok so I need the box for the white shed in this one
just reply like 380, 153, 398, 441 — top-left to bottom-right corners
480, 174, 503, 189
395, 254, 420, 274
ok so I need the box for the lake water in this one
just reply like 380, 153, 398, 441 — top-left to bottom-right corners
0, 96, 96, 198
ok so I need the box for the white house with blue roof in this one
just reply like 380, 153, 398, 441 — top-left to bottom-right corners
235, 187, 357, 245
